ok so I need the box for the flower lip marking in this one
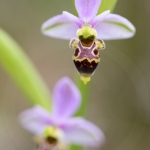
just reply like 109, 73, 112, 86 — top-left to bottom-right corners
74, 48, 81, 58
93, 49, 98, 55
73, 59, 99, 75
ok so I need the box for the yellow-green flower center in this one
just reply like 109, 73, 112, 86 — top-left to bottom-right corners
77, 26, 97, 47
43, 126, 63, 143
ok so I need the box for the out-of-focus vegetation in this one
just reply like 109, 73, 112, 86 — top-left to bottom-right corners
0, 0, 150, 150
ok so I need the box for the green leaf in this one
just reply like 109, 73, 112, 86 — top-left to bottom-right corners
98, 0, 118, 14
0, 28, 51, 111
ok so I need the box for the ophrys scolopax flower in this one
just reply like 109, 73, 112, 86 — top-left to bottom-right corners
19, 77, 105, 149
41, 0, 135, 84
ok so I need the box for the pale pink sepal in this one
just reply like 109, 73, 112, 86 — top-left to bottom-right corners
60, 117, 105, 147
74, 0, 102, 22
96, 14, 136, 40
52, 77, 81, 118
41, 14, 78, 40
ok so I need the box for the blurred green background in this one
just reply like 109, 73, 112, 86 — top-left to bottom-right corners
0, 0, 150, 150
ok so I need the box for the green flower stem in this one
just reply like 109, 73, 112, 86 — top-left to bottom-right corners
75, 76, 91, 117
71, 75, 91, 150
0, 28, 51, 111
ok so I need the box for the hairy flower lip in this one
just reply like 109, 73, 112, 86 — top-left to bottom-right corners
41, 0, 135, 40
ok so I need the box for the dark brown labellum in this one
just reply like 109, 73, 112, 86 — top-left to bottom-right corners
73, 59, 99, 76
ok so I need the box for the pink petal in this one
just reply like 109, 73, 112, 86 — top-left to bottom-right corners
90, 10, 110, 27
60, 117, 105, 147
63, 11, 82, 27
42, 14, 69, 30
41, 14, 78, 40
19, 106, 54, 135
75, 0, 102, 22
95, 14, 136, 40
52, 77, 81, 118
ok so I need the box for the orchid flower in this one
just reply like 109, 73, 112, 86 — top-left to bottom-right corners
19, 77, 105, 149
41, 0, 135, 84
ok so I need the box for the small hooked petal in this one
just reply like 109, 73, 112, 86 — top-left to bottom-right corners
41, 14, 78, 40
19, 106, 54, 135
95, 14, 136, 40
75, 0, 102, 22
90, 10, 110, 27
63, 11, 82, 27
60, 117, 105, 147
52, 77, 81, 118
